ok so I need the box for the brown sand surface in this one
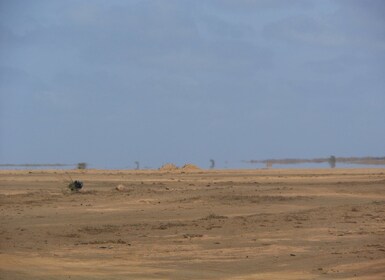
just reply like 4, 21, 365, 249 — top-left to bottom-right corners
1, 168, 385, 279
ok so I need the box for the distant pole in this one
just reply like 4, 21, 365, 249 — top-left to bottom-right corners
209, 159, 215, 169
328, 156, 336, 168
135, 161, 140, 170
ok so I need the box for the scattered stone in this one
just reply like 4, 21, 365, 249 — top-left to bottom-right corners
201, 214, 228, 220
183, 233, 203, 239
115, 184, 127, 192
99, 246, 114, 249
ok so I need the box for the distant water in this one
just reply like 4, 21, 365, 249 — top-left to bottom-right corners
1, 162, 384, 170
242, 162, 385, 169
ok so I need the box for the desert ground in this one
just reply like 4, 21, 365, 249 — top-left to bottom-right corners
1, 168, 385, 279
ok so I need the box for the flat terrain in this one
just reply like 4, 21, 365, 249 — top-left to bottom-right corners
1, 168, 385, 279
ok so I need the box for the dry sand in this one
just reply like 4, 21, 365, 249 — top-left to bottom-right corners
1, 168, 385, 279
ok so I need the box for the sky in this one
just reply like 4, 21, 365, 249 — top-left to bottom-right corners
0, 0, 384, 169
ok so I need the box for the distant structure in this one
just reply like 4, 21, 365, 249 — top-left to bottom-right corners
328, 155, 336, 168
209, 159, 215, 169
77, 162, 87, 169
135, 161, 140, 170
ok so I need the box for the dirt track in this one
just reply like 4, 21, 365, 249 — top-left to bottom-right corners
1, 168, 385, 279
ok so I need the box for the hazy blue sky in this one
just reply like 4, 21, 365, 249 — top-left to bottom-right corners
1, 0, 384, 169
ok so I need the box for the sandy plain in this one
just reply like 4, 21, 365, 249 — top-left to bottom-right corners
0, 168, 385, 279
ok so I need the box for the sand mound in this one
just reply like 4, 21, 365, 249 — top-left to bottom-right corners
159, 163, 179, 171
181, 164, 200, 170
